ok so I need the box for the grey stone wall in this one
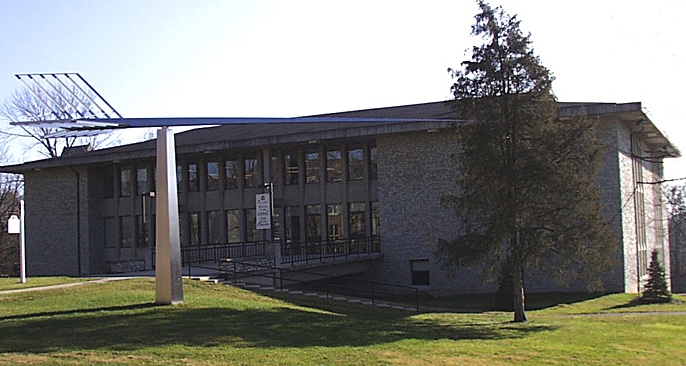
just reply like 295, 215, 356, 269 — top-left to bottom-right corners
374, 129, 493, 294
374, 119, 667, 295
24, 167, 86, 276
87, 165, 106, 274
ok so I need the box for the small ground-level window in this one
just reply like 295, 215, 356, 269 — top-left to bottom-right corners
410, 259, 430, 286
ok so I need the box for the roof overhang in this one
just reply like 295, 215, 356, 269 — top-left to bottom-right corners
558, 102, 680, 158
11, 116, 460, 138
2, 101, 680, 173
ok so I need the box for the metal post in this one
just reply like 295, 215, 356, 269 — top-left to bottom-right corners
19, 200, 26, 284
155, 127, 184, 305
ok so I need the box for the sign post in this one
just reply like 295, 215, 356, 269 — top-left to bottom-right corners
7, 200, 26, 284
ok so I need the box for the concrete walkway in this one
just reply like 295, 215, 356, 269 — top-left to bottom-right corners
0, 277, 137, 295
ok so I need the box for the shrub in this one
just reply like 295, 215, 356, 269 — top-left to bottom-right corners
641, 250, 672, 303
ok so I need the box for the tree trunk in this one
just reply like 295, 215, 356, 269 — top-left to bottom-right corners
512, 261, 527, 322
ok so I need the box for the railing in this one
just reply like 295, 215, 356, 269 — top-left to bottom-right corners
224, 259, 419, 312
280, 236, 380, 265
152, 240, 267, 268
152, 236, 381, 277
181, 241, 266, 264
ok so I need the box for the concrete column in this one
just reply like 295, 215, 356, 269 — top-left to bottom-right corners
155, 127, 184, 305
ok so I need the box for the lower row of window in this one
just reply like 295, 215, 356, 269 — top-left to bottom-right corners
104, 202, 379, 248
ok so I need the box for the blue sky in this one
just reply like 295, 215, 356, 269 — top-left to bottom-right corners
1, 0, 684, 178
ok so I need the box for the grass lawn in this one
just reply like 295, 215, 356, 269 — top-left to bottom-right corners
0, 278, 684, 365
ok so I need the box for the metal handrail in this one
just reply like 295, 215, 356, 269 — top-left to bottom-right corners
280, 236, 381, 265
225, 258, 419, 312
152, 240, 267, 267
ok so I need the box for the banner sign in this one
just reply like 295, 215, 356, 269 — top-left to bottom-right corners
256, 193, 271, 230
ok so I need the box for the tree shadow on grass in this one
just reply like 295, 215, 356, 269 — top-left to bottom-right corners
605, 296, 680, 310
0, 303, 158, 322
0, 300, 558, 354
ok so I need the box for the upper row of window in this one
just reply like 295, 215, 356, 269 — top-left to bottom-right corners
107, 144, 378, 197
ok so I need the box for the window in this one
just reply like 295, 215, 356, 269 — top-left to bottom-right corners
327, 204, 343, 241
305, 150, 320, 183
103, 168, 114, 198
225, 158, 238, 189
189, 212, 201, 246
284, 151, 299, 185
104, 217, 116, 248
179, 215, 185, 246
272, 210, 281, 242
136, 168, 148, 196
306, 205, 322, 242
207, 161, 219, 191
371, 201, 380, 236
285, 206, 301, 244
270, 153, 280, 184
411, 259, 430, 286
347, 146, 364, 181
188, 163, 199, 192
176, 165, 183, 192
369, 143, 378, 180
326, 149, 343, 182
136, 215, 149, 247
151, 166, 157, 193
244, 155, 260, 188
207, 211, 222, 244
245, 208, 258, 241
120, 216, 133, 248
120, 169, 132, 197
227, 210, 240, 243
348, 202, 366, 238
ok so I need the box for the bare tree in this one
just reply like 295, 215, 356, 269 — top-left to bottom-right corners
1, 86, 119, 159
666, 183, 686, 292
0, 145, 23, 276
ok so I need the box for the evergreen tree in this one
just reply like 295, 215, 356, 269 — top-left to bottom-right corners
641, 250, 672, 303
438, 1, 617, 322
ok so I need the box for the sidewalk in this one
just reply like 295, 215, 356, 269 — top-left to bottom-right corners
0, 277, 136, 295
0, 266, 219, 295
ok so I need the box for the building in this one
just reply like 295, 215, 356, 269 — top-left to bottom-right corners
0, 101, 679, 294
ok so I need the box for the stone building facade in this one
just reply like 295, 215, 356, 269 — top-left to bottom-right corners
1, 101, 678, 294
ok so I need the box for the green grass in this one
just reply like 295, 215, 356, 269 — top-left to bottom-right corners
0, 276, 93, 291
0, 278, 685, 365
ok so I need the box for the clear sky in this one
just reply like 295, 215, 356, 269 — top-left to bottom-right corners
1, 1, 684, 178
